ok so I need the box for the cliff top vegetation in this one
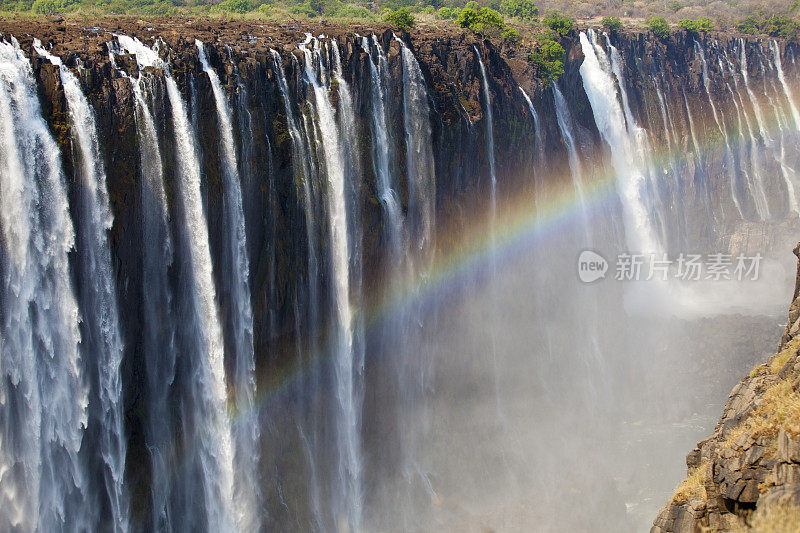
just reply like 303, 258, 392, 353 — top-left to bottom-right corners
1, 0, 798, 42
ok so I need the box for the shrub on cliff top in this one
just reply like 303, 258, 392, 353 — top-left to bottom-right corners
529, 38, 564, 83
601, 16, 622, 32
383, 7, 415, 30
542, 12, 573, 35
678, 17, 714, 33
215, 0, 250, 13
31, 0, 77, 14
764, 15, 800, 39
499, 0, 538, 21
647, 16, 670, 40
457, 5, 505, 35
736, 14, 800, 39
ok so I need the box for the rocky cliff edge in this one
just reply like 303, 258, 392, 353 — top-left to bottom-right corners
652, 245, 800, 532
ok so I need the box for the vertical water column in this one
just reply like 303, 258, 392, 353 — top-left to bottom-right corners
116, 36, 235, 531
34, 41, 128, 532
270, 49, 326, 529
771, 41, 800, 130
129, 71, 178, 531
695, 41, 743, 218
518, 86, 545, 177
196, 41, 260, 532
299, 36, 362, 531
0, 38, 87, 532
578, 30, 662, 256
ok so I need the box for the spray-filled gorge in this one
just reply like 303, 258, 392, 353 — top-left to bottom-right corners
0, 18, 799, 531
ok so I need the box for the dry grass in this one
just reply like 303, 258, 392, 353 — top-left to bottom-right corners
770, 337, 800, 375
672, 460, 708, 503
739, 502, 800, 532
722, 380, 800, 454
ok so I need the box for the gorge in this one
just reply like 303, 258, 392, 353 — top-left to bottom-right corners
0, 17, 799, 531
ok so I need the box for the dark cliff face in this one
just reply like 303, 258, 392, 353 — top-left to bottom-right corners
3, 18, 800, 529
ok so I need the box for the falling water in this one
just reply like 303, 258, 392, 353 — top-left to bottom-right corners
730, 42, 771, 218
33, 40, 128, 532
771, 41, 800, 130
0, 38, 87, 531
361, 36, 403, 252
695, 41, 743, 217
196, 40, 260, 532
579, 31, 661, 256
519, 86, 545, 172
553, 85, 587, 208
299, 37, 362, 530
116, 35, 236, 531
129, 72, 177, 530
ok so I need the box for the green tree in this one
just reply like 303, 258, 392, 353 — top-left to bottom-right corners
499, 0, 538, 21
542, 12, 573, 35
736, 15, 760, 34
764, 15, 800, 38
217, 0, 251, 13
647, 16, 670, 40
601, 16, 622, 32
529, 38, 564, 82
458, 5, 505, 34
383, 7, 415, 29
678, 17, 713, 33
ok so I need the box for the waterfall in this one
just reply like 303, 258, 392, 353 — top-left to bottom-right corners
196, 40, 260, 532
578, 30, 661, 256
695, 41, 743, 217
728, 43, 770, 219
721, 51, 763, 220
299, 36, 362, 530
271, 48, 326, 528
771, 41, 800, 130
361, 36, 403, 253
519, 86, 545, 172
116, 36, 235, 531
129, 72, 178, 530
553, 85, 586, 208
34, 40, 128, 532
0, 38, 87, 531
395, 34, 437, 496
474, 47, 497, 219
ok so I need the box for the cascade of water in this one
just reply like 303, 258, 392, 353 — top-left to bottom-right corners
128, 71, 178, 530
739, 39, 770, 142
553, 85, 587, 209
720, 51, 763, 220
34, 41, 128, 532
474, 47, 497, 217
116, 35, 235, 531
760, 52, 799, 215
299, 36, 362, 531
196, 41, 260, 532
360, 36, 403, 252
270, 49, 326, 528
771, 41, 800, 130
730, 42, 771, 218
518, 86, 545, 173
695, 41, 743, 217
0, 38, 87, 531
578, 31, 661, 256
397, 37, 436, 262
